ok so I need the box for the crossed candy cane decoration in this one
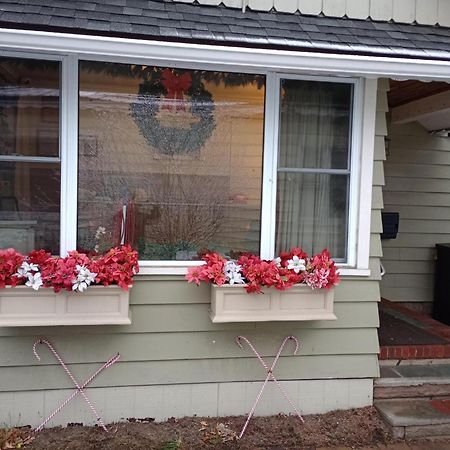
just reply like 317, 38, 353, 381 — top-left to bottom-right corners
236, 335, 304, 439
32, 339, 120, 433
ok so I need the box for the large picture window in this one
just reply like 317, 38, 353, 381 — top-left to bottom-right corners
0, 53, 366, 272
77, 61, 265, 260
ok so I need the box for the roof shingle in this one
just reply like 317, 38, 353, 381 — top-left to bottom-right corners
0, 0, 449, 61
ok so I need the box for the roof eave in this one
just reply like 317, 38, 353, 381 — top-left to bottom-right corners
1, 27, 449, 82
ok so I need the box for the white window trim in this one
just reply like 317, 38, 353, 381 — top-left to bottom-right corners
262, 73, 362, 266
60, 54, 79, 254
5, 28, 441, 277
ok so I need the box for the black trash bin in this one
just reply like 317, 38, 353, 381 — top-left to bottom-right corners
433, 243, 450, 325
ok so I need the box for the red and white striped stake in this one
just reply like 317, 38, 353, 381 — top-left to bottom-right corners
235, 335, 304, 439
32, 339, 120, 433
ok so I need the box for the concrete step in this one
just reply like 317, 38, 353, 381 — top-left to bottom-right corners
375, 379, 450, 400
375, 398, 450, 439
375, 364, 450, 400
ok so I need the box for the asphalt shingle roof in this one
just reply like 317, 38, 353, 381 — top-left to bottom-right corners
1, 0, 450, 61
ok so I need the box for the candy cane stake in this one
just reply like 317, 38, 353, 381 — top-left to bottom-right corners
236, 335, 304, 439
32, 339, 120, 433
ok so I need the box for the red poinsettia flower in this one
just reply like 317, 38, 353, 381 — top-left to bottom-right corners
0, 245, 139, 292
0, 248, 24, 288
185, 247, 340, 294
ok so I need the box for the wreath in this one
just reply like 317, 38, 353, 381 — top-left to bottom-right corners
131, 68, 216, 155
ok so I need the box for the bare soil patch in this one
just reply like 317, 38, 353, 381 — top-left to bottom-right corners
1, 406, 397, 450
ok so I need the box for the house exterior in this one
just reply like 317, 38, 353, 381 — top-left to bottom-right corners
0, 0, 449, 427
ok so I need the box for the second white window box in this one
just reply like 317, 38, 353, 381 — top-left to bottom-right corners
210, 284, 336, 323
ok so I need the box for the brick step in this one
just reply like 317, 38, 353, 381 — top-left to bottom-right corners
375, 398, 450, 439
379, 345, 450, 360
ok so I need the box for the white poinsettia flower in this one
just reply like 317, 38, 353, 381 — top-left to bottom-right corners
25, 272, 43, 291
72, 281, 88, 292
224, 260, 242, 275
274, 257, 282, 267
72, 265, 97, 292
228, 271, 245, 285
287, 255, 306, 273
223, 260, 245, 285
16, 261, 39, 277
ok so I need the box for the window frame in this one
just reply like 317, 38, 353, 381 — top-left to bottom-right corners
0, 46, 376, 277
261, 72, 362, 266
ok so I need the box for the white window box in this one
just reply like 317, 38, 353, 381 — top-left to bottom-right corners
0, 285, 131, 326
210, 284, 336, 323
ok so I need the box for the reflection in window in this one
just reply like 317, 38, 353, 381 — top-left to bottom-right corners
0, 57, 60, 253
77, 61, 265, 260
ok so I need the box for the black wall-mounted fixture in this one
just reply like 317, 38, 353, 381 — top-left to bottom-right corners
434, 243, 450, 325
381, 212, 399, 240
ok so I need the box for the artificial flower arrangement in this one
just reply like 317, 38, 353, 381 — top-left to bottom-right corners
186, 247, 340, 294
0, 245, 139, 292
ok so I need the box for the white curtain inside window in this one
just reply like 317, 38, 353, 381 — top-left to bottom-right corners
275, 80, 351, 259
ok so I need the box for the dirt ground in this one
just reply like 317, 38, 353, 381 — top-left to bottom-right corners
1, 406, 398, 450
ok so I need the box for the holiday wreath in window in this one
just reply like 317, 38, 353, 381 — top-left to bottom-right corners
186, 248, 340, 322
131, 68, 216, 155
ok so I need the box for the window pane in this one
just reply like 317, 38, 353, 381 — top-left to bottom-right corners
77, 61, 265, 260
0, 57, 60, 158
276, 173, 348, 260
278, 79, 352, 170
0, 162, 60, 253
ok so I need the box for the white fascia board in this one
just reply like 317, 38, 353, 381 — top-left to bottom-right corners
0, 28, 450, 81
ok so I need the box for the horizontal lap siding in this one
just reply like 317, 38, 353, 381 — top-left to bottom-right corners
0, 356, 378, 392
371, 79, 388, 282
381, 120, 450, 303
0, 281, 380, 391
0, 82, 385, 398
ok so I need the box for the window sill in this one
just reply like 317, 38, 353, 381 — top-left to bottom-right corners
137, 261, 371, 277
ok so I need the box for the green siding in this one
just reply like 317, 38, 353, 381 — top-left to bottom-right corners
0, 81, 386, 409
0, 355, 378, 392
381, 120, 450, 304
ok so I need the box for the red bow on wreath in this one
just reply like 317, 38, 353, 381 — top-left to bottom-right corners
160, 69, 192, 111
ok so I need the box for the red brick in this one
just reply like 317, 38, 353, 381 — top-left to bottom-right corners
379, 347, 388, 360
432, 345, 444, 358
415, 346, 424, 358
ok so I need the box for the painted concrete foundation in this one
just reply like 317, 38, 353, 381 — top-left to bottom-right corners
0, 379, 373, 428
